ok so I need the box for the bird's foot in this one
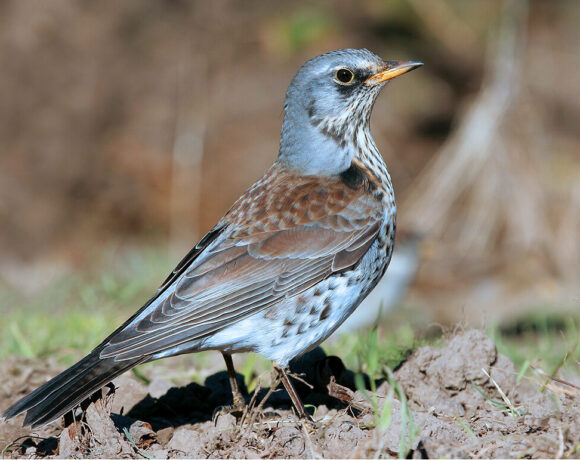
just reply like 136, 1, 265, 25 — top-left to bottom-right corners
212, 396, 247, 425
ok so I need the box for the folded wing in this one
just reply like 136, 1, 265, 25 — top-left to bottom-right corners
100, 165, 386, 361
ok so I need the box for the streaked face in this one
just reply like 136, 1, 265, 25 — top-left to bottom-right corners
287, 49, 422, 141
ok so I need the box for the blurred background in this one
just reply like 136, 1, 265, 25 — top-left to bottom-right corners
0, 0, 579, 370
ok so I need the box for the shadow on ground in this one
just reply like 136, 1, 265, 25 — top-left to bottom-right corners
125, 347, 366, 429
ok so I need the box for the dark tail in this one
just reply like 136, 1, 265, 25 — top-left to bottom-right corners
2, 349, 146, 428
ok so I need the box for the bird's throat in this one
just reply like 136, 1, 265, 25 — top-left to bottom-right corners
278, 118, 356, 177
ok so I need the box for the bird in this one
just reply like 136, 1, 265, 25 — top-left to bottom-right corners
2, 49, 422, 428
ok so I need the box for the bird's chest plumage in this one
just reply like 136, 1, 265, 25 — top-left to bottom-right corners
256, 180, 395, 364
258, 208, 395, 365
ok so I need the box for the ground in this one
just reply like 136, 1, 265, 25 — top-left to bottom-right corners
1, 330, 578, 459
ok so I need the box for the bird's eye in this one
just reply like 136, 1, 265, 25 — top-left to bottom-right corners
335, 68, 355, 84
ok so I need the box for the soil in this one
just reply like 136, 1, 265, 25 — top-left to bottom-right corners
1, 330, 579, 458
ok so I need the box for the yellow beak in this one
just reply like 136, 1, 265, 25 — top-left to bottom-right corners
365, 60, 423, 85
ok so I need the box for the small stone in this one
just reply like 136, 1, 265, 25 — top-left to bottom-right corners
167, 427, 202, 452
129, 420, 156, 448
215, 413, 237, 431
156, 426, 175, 447
315, 405, 329, 417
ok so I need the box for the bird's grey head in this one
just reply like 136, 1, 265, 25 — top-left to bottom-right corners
278, 49, 422, 176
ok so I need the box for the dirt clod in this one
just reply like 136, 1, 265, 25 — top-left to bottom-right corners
395, 329, 517, 417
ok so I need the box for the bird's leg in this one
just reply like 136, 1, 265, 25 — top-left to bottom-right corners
274, 365, 314, 422
221, 352, 246, 410
213, 352, 247, 423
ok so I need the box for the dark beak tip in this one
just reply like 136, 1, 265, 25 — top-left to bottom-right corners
403, 61, 424, 71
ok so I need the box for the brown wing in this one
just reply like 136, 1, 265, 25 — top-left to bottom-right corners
100, 164, 387, 361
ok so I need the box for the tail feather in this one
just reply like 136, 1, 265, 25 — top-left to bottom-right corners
2, 350, 146, 428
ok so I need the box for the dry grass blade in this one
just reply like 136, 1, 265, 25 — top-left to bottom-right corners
327, 376, 373, 414
481, 367, 521, 416
533, 367, 580, 394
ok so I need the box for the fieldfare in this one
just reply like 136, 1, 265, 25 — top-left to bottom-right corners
3, 49, 422, 427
